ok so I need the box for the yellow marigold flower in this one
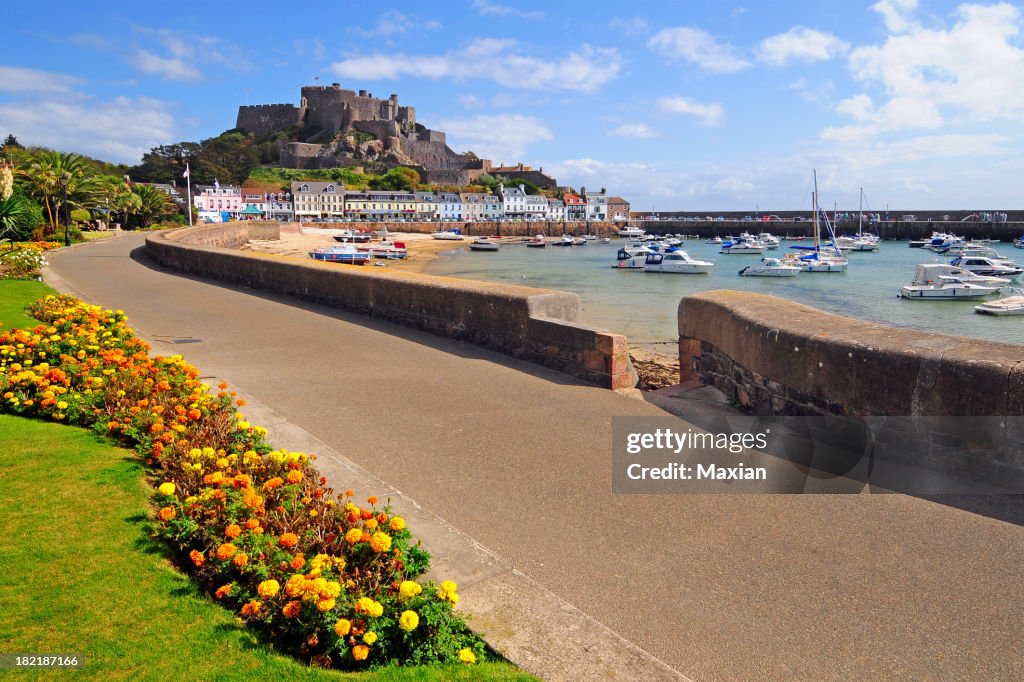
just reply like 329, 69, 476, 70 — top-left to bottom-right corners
56, 400, 68, 410
322, 581, 342, 599
316, 598, 336, 612
257, 580, 280, 598
345, 528, 363, 545
285, 575, 306, 598
369, 601, 383, 618
399, 581, 422, 600
365, 519, 378, 531
282, 600, 302, 618
458, 648, 477, 665
399, 610, 419, 632
352, 644, 369, 661
369, 532, 392, 553
286, 470, 302, 484
334, 618, 352, 636
362, 631, 377, 645
216, 543, 237, 560
439, 580, 459, 605
389, 516, 406, 532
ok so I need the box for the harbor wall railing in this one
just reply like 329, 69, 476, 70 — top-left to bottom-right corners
146, 222, 637, 389
677, 290, 1024, 417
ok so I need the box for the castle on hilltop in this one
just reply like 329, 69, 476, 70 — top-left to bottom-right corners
235, 83, 555, 188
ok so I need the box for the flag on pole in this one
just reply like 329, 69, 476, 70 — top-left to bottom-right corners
182, 164, 190, 178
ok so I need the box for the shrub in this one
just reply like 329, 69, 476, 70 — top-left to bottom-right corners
0, 248, 47, 279
0, 295, 486, 670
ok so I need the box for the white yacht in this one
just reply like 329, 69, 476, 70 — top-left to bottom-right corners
900, 264, 1001, 299
975, 288, 1024, 315
948, 256, 1023, 278
739, 257, 801, 277
643, 251, 714, 274
618, 225, 645, 238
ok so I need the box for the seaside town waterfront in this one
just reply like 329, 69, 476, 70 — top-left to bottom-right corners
4, 1, 1024, 676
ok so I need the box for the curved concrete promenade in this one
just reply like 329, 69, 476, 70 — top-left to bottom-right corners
45, 233, 1024, 681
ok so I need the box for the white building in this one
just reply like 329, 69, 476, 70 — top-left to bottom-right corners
547, 198, 565, 221
462, 193, 503, 222
415, 191, 439, 221
241, 186, 293, 221
499, 184, 527, 218
583, 186, 608, 222
524, 193, 549, 221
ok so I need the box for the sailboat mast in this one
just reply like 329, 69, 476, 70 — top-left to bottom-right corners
812, 170, 820, 250
858, 187, 863, 237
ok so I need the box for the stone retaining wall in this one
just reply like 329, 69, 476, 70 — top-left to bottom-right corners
678, 290, 1024, 416
146, 223, 636, 389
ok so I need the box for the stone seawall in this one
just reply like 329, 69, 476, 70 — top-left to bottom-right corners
641, 219, 1024, 242
677, 290, 1024, 416
146, 223, 636, 389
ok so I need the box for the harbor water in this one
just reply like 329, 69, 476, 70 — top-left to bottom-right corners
421, 239, 1024, 346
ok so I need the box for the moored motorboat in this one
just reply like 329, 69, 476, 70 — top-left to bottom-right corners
526, 234, 546, 248
618, 225, 645, 238
308, 244, 371, 265
975, 289, 1024, 315
612, 247, 652, 268
469, 236, 500, 251
431, 228, 465, 240
644, 250, 714, 274
719, 238, 765, 254
705, 236, 723, 244
356, 240, 408, 259
551, 235, 574, 247
899, 264, 1000, 299
948, 256, 1023, 278
739, 257, 801, 277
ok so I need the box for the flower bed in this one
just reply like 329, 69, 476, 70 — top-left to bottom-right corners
0, 294, 484, 669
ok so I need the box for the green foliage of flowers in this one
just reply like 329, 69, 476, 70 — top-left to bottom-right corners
0, 294, 487, 671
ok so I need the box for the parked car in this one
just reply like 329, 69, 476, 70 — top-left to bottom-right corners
902, 215, 917, 222
743, 216, 752, 222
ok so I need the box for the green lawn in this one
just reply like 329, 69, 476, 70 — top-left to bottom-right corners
0, 280, 55, 329
0, 281, 534, 681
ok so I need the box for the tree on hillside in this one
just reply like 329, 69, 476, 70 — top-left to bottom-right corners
131, 142, 201, 185
3, 134, 22, 150
369, 166, 420, 191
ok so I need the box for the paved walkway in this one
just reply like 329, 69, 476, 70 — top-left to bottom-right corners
46, 234, 1024, 681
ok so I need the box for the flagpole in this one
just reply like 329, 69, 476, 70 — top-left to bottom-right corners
185, 163, 193, 226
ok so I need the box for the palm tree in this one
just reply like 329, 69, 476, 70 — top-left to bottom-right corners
132, 184, 174, 228
19, 151, 99, 233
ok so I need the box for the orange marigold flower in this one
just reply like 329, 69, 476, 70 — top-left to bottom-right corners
334, 618, 352, 636
262, 477, 284, 492
360, 509, 374, 520
233, 552, 249, 568
376, 512, 388, 524
216, 543, 237, 560
389, 516, 406, 532
352, 645, 369, 661
236, 399, 246, 407
187, 408, 202, 420
291, 553, 306, 570
344, 489, 354, 497
365, 519, 378, 531
189, 549, 205, 566
316, 598, 336, 612
345, 528, 363, 545
282, 600, 302, 618
225, 524, 242, 538
279, 532, 299, 549
240, 600, 262, 617
215, 583, 233, 599
158, 506, 176, 521
367, 496, 379, 506
286, 470, 303, 484
369, 532, 392, 553
245, 518, 260, 529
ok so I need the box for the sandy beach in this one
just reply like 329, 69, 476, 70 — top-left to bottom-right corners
242, 225, 680, 387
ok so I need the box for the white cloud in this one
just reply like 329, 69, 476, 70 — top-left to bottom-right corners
472, 0, 544, 20
831, 2, 1024, 140
789, 77, 836, 105
0, 96, 175, 164
756, 27, 850, 65
458, 94, 484, 109
134, 49, 203, 81
658, 96, 725, 126
0, 66, 81, 93
608, 123, 659, 139
609, 17, 650, 36
431, 114, 552, 162
647, 27, 751, 73
130, 27, 253, 80
330, 39, 620, 93
352, 10, 441, 37
871, 0, 920, 34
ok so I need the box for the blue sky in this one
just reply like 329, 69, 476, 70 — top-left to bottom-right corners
2, 0, 1023, 210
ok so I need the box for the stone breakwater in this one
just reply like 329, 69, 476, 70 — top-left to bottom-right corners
146, 222, 637, 389
677, 289, 1024, 417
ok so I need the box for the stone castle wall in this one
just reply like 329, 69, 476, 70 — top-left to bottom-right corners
235, 104, 305, 136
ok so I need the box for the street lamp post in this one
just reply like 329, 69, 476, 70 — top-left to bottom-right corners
59, 172, 71, 246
